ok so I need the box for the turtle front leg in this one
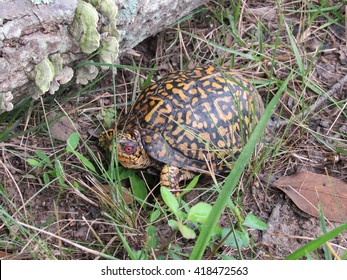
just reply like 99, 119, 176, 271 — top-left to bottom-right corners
160, 164, 195, 196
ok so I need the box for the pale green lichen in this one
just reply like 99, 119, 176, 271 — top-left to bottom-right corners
0, 91, 14, 112
85, 0, 117, 20
98, 36, 119, 70
70, 0, 119, 82
1, 1, 121, 112
34, 58, 55, 94
84, 0, 99, 6
50, 66, 74, 95
56, 66, 74, 85
47, 54, 74, 94
70, 0, 100, 54
49, 53, 63, 76
31, 55, 74, 97
98, 0, 118, 20
101, 19, 120, 39
76, 63, 99, 85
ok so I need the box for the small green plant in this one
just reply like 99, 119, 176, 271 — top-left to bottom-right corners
96, 108, 117, 131
27, 148, 66, 187
160, 185, 268, 249
134, 210, 160, 260
127, 171, 148, 204
26, 132, 97, 188
66, 132, 96, 172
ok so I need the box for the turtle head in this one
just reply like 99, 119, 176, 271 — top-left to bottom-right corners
117, 129, 153, 169
100, 128, 153, 169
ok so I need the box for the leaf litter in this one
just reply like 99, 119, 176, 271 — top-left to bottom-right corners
274, 171, 347, 223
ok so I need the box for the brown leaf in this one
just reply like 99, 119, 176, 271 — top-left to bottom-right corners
101, 184, 133, 205
48, 112, 80, 141
274, 171, 347, 222
0, 251, 8, 259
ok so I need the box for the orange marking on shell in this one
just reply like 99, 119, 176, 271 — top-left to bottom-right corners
172, 88, 189, 102
191, 97, 199, 106
212, 81, 223, 89
205, 66, 216, 75
144, 97, 164, 122
166, 83, 174, 90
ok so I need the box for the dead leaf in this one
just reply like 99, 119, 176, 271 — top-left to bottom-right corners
100, 184, 133, 205
49, 113, 79, 141
245, 7, 278, 21
0, 251, 8, 259
274, 171, 347, 222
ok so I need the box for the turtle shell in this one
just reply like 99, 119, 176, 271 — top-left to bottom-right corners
120, 66, 264, 173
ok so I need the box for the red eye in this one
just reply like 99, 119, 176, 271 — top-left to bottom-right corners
124, 146, 134, 153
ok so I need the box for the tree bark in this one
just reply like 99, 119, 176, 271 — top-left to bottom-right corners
0, 0, 209, 113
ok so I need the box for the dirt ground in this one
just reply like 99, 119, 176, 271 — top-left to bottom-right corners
0, 0, 346, 259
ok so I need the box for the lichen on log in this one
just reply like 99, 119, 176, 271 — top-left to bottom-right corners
0, 0, 209, 114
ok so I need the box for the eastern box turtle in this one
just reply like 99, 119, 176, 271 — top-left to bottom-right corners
100, 66, 264, 193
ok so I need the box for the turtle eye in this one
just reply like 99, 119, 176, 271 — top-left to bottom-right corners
124, 145, 134, 154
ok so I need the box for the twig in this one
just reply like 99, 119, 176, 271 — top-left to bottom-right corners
0, 159, 27, 219
273, 73, 347, 128
16, 221, 116, 259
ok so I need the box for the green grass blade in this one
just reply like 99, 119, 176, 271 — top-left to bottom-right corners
179, 30, 259, 61
318, 204, 332, 260
189, 74, 290, 260
286, 223, 347, 260
115, 226, 138, 260
284, 20, 304, 74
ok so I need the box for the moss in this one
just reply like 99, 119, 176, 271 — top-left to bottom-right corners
70, 0, 100, 54
34, 58, 55, 94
